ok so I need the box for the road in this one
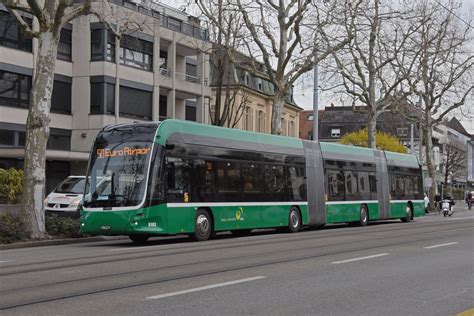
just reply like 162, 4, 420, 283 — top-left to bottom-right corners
1, 210, 473, 315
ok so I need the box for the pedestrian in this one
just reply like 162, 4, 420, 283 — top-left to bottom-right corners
467, 191, 473, 210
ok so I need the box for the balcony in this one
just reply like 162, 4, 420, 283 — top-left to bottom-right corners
110, 0, 209, 41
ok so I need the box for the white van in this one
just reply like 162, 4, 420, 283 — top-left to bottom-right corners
44, 176, 85, 214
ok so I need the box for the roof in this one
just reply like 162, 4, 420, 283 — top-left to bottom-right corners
447, 118, 471, 137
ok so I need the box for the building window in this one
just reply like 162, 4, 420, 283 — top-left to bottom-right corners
159, 95, 167, 120
255, 78, 262, 91
397, 127, 409, 137
51, 80, 71, 114
119, 35, 153, 71
167, 17, 182, 32
0, 70, 31, 108
331, 128, 341, 138
160, 50, 168, 69
185, 104, 197, 122
257, 110, 265, 133
289, 120, 295, 137
0, 11, 32, 52
119, 85, 152, 120
308, 114, 314, 121
1, 129, 25, 147
243, 106, 253, 131
91, 29, 115, 62
281, 118, 287, 136
90, 80, 115, 115
57, 28, 72, 61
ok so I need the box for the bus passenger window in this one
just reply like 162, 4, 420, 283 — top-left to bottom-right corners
216, 161, 241, 201
166, 157, 191, 202
264, 165, 287, 201
288, 166, 306, 201
327, 169, 344, 201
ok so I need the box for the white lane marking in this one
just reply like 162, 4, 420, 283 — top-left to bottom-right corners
0, 260, 10, 264
146, 276, 266, 300
109, 245, 165, 252
423, 242, 459, 249
332, 253, 389, 264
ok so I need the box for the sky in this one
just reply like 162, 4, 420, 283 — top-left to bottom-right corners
293, 0, 474, 134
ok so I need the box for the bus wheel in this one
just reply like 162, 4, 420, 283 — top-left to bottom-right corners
401, 205, 412, 223
359, 205, 369, 226
287, 207, 302, 233
129, 235, 149, 244
191, 209, 213, 241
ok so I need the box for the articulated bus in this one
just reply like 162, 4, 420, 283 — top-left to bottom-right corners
80, 119, 424, 243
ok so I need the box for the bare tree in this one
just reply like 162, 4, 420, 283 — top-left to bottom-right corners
2, 0, 95, 239
403, 0, 473, 203
203, 0, 251, 127
327, 0, 420, 149
2, 0, 148, 239
442, 141, 467, 188
196, 0, 357, 135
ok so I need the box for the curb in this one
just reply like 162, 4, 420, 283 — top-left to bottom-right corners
0, 236, 110, 250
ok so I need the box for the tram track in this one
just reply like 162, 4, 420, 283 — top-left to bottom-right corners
0, 219, 471, 277
0, 220, 472, 310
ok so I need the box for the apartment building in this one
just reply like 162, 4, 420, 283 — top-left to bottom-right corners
0, 0, 211, 192
209, 51, 302, 136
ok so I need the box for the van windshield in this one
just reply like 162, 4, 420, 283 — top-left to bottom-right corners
56, 178, 86, 194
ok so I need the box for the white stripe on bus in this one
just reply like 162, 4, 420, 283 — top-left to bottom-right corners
167, 202, 308, 208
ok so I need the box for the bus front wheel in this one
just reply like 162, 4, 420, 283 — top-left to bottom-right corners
191, 209, 213, 241
287, 207, 302, 233
359, 206, 369, 226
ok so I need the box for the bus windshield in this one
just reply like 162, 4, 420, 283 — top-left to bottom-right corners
83, 142, 153, 208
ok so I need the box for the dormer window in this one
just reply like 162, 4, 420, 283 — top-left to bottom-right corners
308, 114, 314, 121
331, 128, 341, 138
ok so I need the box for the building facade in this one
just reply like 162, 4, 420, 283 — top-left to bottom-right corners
0, 0, 211, 192
209, 52, 302, 137
299, 109, 324, 140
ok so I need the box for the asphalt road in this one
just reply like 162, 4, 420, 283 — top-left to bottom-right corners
1, 209, 473, 316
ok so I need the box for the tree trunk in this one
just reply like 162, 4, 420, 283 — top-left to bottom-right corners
424, 114, 438, 209
367, 113, 377, 149
270, 93, 285, 135
22, 31, 60, 239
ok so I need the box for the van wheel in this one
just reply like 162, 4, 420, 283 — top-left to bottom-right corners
129, 235, 149, 244
401, 205, 412, 222
191, 209, 213, 241
359, 205, 369, 226
287, 207, 302, 233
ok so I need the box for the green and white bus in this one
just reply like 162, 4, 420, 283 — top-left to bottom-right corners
80, 119, 424, 243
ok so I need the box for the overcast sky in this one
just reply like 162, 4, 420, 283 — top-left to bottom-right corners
293, 0, 474, 134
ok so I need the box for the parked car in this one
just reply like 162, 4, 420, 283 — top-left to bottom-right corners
44, 176, 86, 215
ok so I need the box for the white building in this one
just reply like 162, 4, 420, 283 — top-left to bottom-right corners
0, 0, 211, 192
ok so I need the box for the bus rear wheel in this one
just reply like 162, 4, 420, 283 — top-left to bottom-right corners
129, 235, 149, 244
401, 205, 412, 222
287, 207, 302, 233
359, 205, 369, 226
191, 209, 213, 241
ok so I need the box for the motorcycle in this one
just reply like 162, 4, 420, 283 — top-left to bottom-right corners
441, 199, 454, 217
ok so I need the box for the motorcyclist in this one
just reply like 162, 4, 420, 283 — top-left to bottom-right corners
442, 195, 455, 211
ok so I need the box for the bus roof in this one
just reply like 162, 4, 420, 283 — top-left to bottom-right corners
156, 119, 304, 149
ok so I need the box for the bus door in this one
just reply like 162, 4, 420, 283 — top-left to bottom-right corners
375, 151, 390, 219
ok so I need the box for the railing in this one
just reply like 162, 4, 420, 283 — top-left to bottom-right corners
159, 68, 170, 77
175, 72, 200, 84
110, 0, 209, 41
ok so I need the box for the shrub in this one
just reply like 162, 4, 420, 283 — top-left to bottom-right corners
0, 213, 28, 244
46, 215, 82, 238
0, 168, 24, 204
